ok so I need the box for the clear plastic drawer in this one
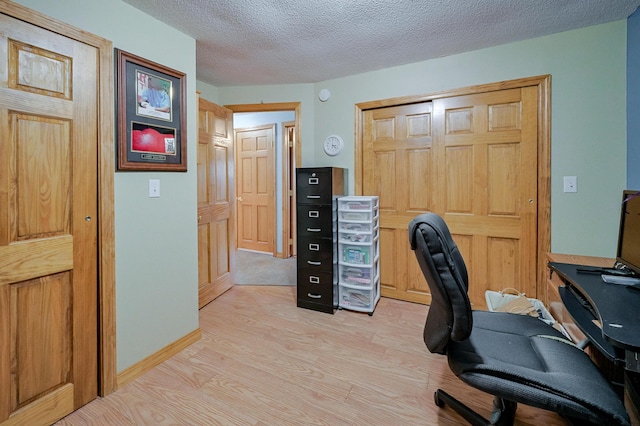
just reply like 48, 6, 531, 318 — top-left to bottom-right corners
337, 196, 379, 212
338, 210, 374, 222
339, 286, 376, 309
339, 262, 379, 288
338, 226, 379, 244
340, 241, 378, 266
338, 221, 376, 232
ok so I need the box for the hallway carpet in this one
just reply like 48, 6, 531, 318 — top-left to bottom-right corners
233, 249, 296, 285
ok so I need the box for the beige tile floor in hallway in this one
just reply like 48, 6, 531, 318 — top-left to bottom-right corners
55, 286, 571, 425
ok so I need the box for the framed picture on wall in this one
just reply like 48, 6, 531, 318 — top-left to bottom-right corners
115, 49, 187, 171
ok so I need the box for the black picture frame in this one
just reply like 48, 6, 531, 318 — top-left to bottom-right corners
116, 49, 186, 171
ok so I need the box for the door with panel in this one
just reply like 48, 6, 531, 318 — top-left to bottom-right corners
362, 85, 539, 308
0, 12, 99, 426
362, 103, 434, 304
235, 125, 276, 254
432, 87, 538, 307
197, 96, 235, 308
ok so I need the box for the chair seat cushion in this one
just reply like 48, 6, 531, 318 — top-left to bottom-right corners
447, 310, 629, 424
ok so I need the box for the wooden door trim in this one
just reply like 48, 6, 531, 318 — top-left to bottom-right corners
225, 103, 301, 259
355, 75, 551, 300
224, 103, 300, 168
282, 121, 296, 258
0, 1, 117, 396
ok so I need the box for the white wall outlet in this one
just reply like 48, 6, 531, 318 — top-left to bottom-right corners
149, 179, 160, 198
563, 176, 577, 193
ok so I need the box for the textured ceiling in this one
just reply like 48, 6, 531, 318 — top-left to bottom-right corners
122, 0, 640, 87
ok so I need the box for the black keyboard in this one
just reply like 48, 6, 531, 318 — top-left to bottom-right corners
576, 266, 637, 277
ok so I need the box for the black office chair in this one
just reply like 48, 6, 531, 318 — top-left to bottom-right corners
408, 213, 630, 426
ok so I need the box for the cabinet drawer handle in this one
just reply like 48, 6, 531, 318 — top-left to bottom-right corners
307, 261, 321, 266
306, 195, 321, 199
309, 276, 320, 284
307, 228, 321, 232
308, 178, 319, 185
307, 293, 322, 299
309, 243, 319, 251
308, 210, 319, 218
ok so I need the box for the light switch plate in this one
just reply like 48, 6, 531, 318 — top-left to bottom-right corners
149, 179, 160, 198
563, 176, 577, 193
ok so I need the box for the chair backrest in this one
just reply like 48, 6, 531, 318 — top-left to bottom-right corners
408, 213, 472, 354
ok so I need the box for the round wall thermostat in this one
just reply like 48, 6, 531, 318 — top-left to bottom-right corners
318, 89, 331, 102
323, 134, 344, 156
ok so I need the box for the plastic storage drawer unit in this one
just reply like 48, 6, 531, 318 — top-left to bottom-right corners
337, 196, 380, 315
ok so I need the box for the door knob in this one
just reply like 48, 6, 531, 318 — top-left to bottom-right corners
236, 197, 244, 201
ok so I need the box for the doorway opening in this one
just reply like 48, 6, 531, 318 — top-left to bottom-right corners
226, 103, 301, 284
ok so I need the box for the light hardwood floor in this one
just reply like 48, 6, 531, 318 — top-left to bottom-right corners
56, 286, 570, 425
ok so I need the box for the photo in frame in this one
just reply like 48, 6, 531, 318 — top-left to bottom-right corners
116, 49, 187, 171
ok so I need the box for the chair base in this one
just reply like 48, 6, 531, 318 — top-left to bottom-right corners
434, 389, 517, 426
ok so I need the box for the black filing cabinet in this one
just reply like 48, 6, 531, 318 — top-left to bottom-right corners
296, 167, 346, 313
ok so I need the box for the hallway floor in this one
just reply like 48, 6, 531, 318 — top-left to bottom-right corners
233, 249, 295, 285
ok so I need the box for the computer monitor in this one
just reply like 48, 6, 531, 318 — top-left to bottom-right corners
616, 189, 640, 276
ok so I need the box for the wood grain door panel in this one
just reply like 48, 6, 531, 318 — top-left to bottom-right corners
197, 97, 234, 308
435, 87, 538, 307
363, 103, 433, 303
362, 85, 539, 308
0, 13, 98, 425
235, 125, 275, 253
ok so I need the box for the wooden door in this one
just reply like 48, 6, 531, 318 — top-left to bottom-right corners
235, 125, 276, 254
0, 12, 99, 425
363, 86, 539, 308
197, 96, 234, 308
363, 103, 434, 304
434, 87, 538, 307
